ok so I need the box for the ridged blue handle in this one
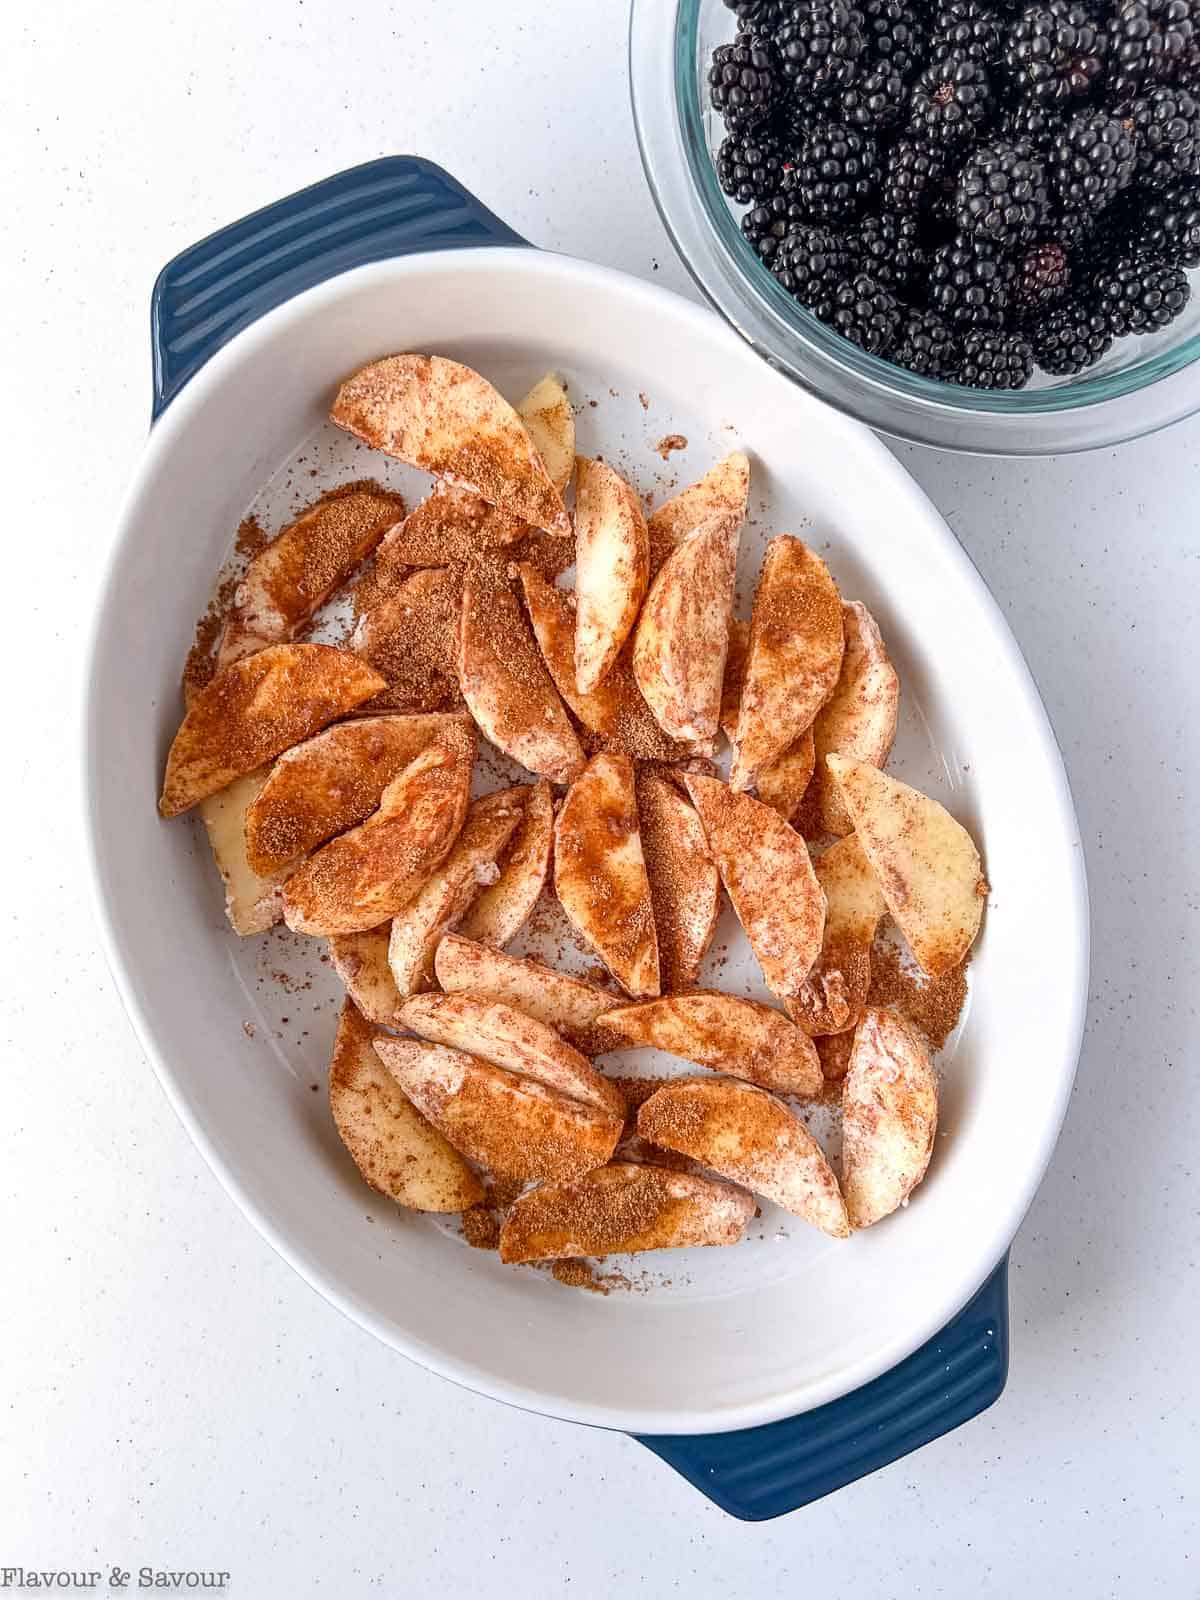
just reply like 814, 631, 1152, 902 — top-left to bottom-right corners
150, 156, 527, 418
637, 1256, 1009, 1520
148, 159, 1010, 1518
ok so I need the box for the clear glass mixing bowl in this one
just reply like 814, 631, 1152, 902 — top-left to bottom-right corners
629, 0, 1200, 453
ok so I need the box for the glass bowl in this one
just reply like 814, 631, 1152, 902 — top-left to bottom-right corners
629, 0, 1200, 454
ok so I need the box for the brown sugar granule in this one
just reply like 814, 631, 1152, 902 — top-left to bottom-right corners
655, 434, 688, 459
234, 513, 270, 560
551, 1260, 608, 1293
868, 938, 969, 1052
182, 567, 241, 702
488, 1174, 526, 1210
351, 566, 464, 713
462, 1206, 501, 1251
611, 1075, 675, 1131
379, 484, 527, 566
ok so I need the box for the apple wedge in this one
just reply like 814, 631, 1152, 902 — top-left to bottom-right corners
647, 451, 750, 578
198, 767, 287, 935
350, 566, 463, 713
245, 711, 474, 876
683, 773, 825, 999
719, 616, 749, 741
516, 372, 575, 496
160, 644, 386, 817
328, 1000, 483, 1212
457, 779, 553, 947
218, 482, 404, 667
826, 754, 986, 978
282, 729, 473, 935
374, 1038, 622, 1182
842, 1007, 938, 1228
554, 752, 660, 997
632, 507, 741, 748
386, 788, 525, 996
458, 562, 584, 783
398, 992, 625, 1118
433, 935, 624, 1055
635, 770, 721, 992
731, 537, 845, 792
755, 729, 816, 822
374, 483, 527, 565
813, 602, 900, 836
604, 991, 822, 1097
787, 832, 888, 1036
328, 926, 402, 1026
518, 564, 692, 761
498, 1162, 755, 1263
637, 1077, 849, 1237
573, 457, 649, 694
330, 354, 570, 534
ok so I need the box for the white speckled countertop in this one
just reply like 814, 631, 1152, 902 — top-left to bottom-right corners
3, 1, 1197, 1592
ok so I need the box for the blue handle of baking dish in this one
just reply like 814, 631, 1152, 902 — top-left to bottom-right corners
149, 156, 527, 419
149, 156, 1011, 1519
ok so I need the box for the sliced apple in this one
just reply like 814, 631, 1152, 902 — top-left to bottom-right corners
632, 508, 741, 748
787, 832, 889, 1036
554, 752, 660, 997
755, 729, 816, 822
398, 992, 625, 1118
647, 451, 750, 578
457, 562, 584, 784
731, 537, 844, 791
374, 1038, 622, 1182
386, 789, 525, 996
573, 457, 649, 694
842, 1007, 938, 1229
350, 566, 463, 713
160, 644, 386, 817
457, 780, 553, 947
719, 615, 749, 742
374, 483, 527, 565
813, 602, 900, 835
244, 712, 472, 876
826, 755, 986, 978
635, 770, 721, 992
516, 372, 575, 496
218, 482, 404, 667
637, 1076, 849, 1237
433, 935, 624, 1055
198, 767, 287, 935
328, 926, 402, 1025
682, 773, 825, 999
328, 1000, 483, 1212
282, 730, 473, 935
330, 354, 569, 534
518, 564, 692, 761
498, 1161, 754, 1263
604, 990, 821, 1097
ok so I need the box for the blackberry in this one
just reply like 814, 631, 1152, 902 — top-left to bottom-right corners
1004, 3, 1108, 105
723, 0, 791, 27
741, 187, 809, 261
709, 37, 783, 130
839, 0, 928, 128
770, 224, 859, 315
776, 0, 868, 99
1090, 251, 1191, 332
1107, 0, 1198, 102
1013, 238, 1072, 319
929, 232, 1017, 326
789, 121, 880, 220
828, 271, 904, 350
1030, 302, 1115, 369
717, 128, 788, 203
909, 54, 997, 148
1001, 98, 1060, 147
882, 136, 949, 209
953, 327, 1035, 385
854, 209, 929, 290
1123, 177, 1200, 263
1131, 86, 1200, 182
956, 137, 1051, 242
1048, 108, 1138, 210
932, 0, 1005, 64
892, 306, 960, 374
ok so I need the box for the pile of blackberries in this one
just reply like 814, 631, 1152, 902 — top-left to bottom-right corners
710, 0, 1200, 387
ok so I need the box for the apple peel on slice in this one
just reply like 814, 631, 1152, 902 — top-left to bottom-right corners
841, 1007, 938, 1229
825, 754, 986, 978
